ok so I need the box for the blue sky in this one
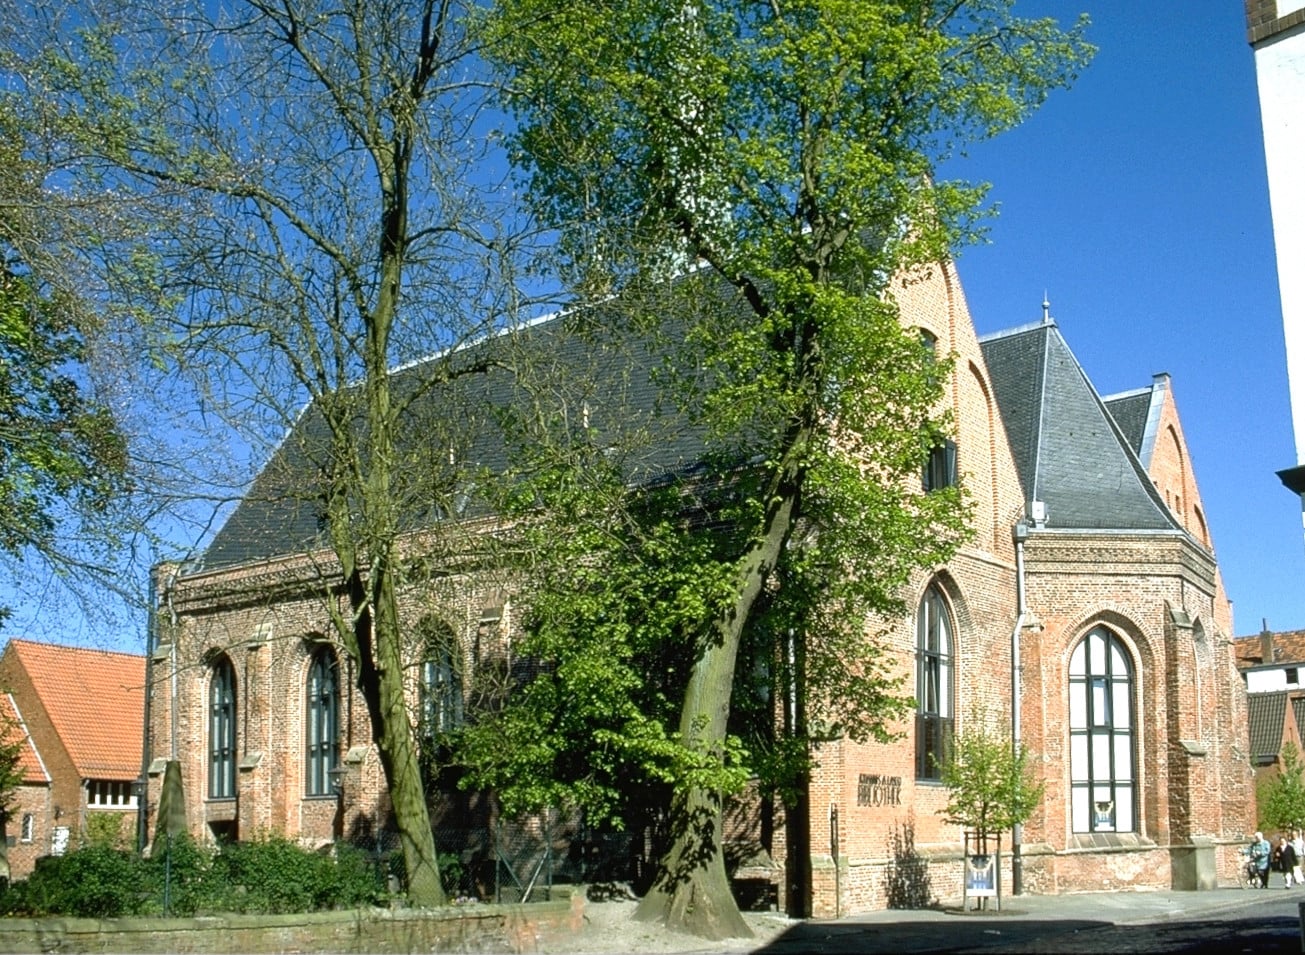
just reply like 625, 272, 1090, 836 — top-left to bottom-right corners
4, 0, 1295, 650
947, 0, 1302, 636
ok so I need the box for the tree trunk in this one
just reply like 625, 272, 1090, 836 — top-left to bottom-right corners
634, 631, 753, 940
344, 562, 447, 907
371, 606, 445, 906
636, 432, 807, 938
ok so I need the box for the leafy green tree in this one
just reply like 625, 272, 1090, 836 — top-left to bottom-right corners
1259, 743, 1305, 834
939, 712, 1043, 841
0, 272, 121, 559
477, 0, 1092, 937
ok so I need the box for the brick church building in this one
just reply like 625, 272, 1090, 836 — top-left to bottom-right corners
142, 260, 1252, 916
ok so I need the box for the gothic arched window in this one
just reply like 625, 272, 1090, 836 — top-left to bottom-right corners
305, 646, 340, 796
1069, 626, 1136, 832
209, 655, 236, 800
915, 584, 954, 780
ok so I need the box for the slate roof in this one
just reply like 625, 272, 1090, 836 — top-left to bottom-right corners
1101, 388, 1153, 461
201, 295, 723, 572
203, 304, 1184, 573
979, 321, 1180, 532
4, 640, 144, 779
1248, 691, 1288, 762
1233, 629, 1305, 668
0, 693, 50, 785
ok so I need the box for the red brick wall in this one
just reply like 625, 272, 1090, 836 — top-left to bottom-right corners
4, 783, 53, 880
146, 260, 1253, 916
148, 556, 517, 852
0, 651, 83, 851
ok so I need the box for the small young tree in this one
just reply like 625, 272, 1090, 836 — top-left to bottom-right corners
1258, 743, 1305, 834
939, 714, 1043, 845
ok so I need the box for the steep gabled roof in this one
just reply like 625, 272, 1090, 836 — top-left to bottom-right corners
979, 320, 1179, 532
5, 640, 144, 779
0, 693, 50, 786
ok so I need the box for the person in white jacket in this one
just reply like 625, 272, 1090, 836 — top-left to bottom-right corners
1291, 830, 1304, 886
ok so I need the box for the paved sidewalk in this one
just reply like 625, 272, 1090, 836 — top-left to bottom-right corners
732, 884, 1297, 954
842, 884, 1277, 926
548, 884, 1299, 955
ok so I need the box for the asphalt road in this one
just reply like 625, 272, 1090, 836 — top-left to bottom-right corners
750, 894, 1305, 954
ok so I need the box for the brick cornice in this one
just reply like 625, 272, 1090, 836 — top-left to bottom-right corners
1246, 0, 1305, 44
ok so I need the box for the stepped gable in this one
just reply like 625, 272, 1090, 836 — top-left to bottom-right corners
979, 320, 1178, 532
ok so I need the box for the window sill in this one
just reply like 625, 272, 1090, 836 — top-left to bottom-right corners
1068, 832, 1154, 851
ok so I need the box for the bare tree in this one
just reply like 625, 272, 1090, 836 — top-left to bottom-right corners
4, 0, 541, 904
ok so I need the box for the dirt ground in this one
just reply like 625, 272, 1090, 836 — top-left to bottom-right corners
537, 898, 798, 954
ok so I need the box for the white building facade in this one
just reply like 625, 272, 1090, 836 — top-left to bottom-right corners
1247, 3, 1305, 505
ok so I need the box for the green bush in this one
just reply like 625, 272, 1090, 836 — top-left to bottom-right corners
143, 834, 217, 916
15, 845, 148, 917
0, 835, 385, 917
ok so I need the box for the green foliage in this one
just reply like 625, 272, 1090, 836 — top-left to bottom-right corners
208, 838, 383, 914
470, 5, 1091, 924
7, 845, 148, 918
938, 713, 1043, 837
81, 811, 133, 849
459, 461, 745, 822
0, 836, 385, 918
1259, 743, 1305, 833
0, 262, 128, 562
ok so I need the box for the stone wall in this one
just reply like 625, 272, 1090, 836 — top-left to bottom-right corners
0, 893, 584, 954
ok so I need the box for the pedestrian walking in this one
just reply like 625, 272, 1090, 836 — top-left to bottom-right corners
1252, 831, 1272, 888
1277, 834, 1298, 888
1292, 830, 1304, 886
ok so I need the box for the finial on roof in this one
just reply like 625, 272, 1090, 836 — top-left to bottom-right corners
1042, 292, 1051, 325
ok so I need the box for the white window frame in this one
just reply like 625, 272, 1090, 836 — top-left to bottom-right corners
1069, 626, 1136, 833
85, 779, 139, 809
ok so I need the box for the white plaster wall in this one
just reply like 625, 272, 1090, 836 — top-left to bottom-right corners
1255, 25, 1305, 462
1247, 667, 1299, 692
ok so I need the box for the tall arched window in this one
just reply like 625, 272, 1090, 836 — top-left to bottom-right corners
306, 647, 340, 796
209, 655, 236, 799
1069, 626, 1136, 832
915, 584, 954, 780
419, 621, 463, 737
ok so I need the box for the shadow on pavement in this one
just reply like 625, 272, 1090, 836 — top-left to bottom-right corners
749, 917, 1111, 954
750, 911, 1302, 954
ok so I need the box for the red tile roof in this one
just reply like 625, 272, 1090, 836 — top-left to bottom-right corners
1234, 629, 1305, 668
0, 693, 49, 785
6, 640, 144, 779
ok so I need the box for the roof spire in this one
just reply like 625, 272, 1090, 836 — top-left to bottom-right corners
1042, 292, 1051, 325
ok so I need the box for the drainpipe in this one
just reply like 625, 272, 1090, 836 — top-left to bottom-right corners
165, 570, 180, 761
137, 567, 159, 854
1011, 521, 1030, 896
